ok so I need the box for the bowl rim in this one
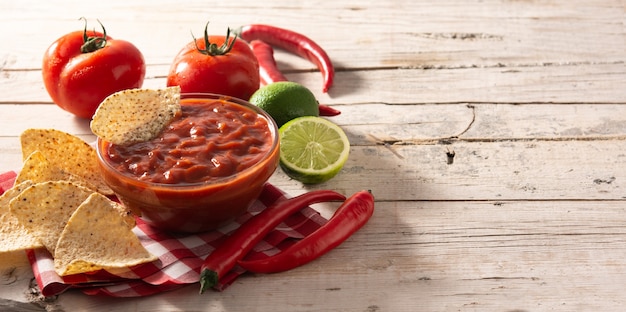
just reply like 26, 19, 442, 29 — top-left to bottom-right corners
95, 92, 280, 190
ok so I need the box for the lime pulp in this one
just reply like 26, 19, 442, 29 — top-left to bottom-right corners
278, 116, 350, 184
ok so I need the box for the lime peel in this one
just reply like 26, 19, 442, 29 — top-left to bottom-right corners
249, 81, 319, 127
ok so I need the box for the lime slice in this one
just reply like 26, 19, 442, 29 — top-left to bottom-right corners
278, 116, 350, 184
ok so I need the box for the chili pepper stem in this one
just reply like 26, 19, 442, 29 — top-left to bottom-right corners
199, 269, 219, 294
197, 190, 345, 294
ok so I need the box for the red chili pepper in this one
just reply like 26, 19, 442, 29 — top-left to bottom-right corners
236, 24, 335, 93
250, 40, 288, 86
238, 190, 374, 274
248, 39, 340, 116
199, 189, 346, 294
317, 104, 342, 116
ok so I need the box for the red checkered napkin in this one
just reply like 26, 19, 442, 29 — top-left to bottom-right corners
1, 171, 328, 297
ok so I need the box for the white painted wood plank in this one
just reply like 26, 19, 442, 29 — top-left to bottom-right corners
269, 139, 626, 201
1, 104, 625, 201
1, 63, 625, 104
44, 200, 626, 312
3, 102, 626, 144
1, 0, 623, 69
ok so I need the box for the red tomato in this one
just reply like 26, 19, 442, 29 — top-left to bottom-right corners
42, 21, 146, 119
166, 25, 260, 101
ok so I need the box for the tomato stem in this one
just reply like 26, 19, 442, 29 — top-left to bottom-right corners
193, 22, 237, 56
79, 17, 107, 53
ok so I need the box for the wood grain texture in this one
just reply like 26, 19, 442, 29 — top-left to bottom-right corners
2, 65, 626, 104
0, 0, 625, 311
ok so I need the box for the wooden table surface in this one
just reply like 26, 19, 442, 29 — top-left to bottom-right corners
1, 0, 625, 311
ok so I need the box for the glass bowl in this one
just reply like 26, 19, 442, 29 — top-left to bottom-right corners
96, 93, 279, 233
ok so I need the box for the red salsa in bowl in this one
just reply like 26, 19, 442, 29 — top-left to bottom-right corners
96, 93, 279, 233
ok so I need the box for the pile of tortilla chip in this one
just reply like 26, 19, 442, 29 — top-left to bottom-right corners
0, 129, 157, 276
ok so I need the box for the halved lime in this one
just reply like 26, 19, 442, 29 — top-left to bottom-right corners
278, 116, 350, 184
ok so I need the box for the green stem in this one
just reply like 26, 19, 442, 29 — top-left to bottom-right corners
192, 21, 237, 56
79, 17, 107, 53
199, 269, 219, 294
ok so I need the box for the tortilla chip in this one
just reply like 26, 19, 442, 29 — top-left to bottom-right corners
19, 129, 113, 195
15, 151, 64, 184
0, 249, 31, 268
16, 150, 105, 194
54, 192, 156, 276
90, 86, 181, 145
9, 181, 93, 255
0, 180, 43, 253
